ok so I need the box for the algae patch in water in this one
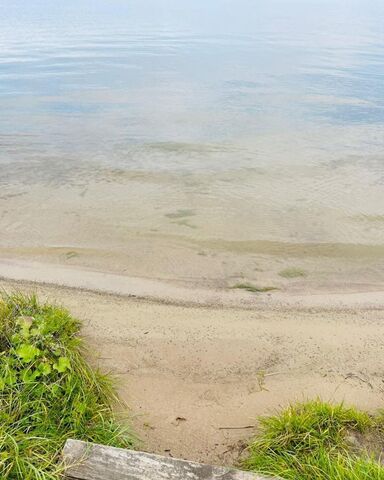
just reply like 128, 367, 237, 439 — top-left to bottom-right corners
232, 283, 278, 293
65, 250, 79, 260
165, 209, 196, 219
172, 219, 197, 229
279, 267, 307, 278
166, 209, 197, 228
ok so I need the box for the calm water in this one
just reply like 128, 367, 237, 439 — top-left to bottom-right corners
1, 0, 384, 254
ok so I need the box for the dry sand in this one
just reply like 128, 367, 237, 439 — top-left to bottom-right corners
1, 274, 383, 466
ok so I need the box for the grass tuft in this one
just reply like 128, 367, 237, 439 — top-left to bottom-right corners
244, 400, 384, 479
0, 292, 134, 479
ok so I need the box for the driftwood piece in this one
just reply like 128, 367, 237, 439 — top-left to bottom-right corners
63, 439, 275, 480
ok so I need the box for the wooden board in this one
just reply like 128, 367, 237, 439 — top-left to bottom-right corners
63, 439, 276, 480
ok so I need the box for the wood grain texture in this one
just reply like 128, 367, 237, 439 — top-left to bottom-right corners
63, 439, 276, 480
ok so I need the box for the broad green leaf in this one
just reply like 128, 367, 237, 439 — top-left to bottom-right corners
16, 316, 34, 338
50, 384, 61, 396
21, 368, 41, 382
15, 343, 41, 363
38, 362, 52, 376
53, 356, 70, 373
10, 333, 22, 345
74, 400, 87, 414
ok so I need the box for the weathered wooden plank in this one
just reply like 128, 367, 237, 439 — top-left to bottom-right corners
63, 439, 276, 480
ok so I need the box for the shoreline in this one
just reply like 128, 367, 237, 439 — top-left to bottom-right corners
1, 274, 383, 465
0, 256, 384, 310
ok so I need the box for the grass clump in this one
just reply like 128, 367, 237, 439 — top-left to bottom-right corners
0, 292, 134, 479
244, 400, 384, 480
278, 267, 307, 279
232, 283, 278, 293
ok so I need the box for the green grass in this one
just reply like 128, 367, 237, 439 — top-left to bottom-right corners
0, 292, 134, 479
244, 400, 384, 480
232, 282, 278, 293
278, 267, 307, 279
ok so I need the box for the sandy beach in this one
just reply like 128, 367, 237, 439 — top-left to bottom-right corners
2, 1, 384, 478
1, 272, 383, 466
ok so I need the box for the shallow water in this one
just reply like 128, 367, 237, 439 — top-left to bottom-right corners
1, 0, 384, 275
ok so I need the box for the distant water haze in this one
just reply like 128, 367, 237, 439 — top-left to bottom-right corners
1, 0, 384, 291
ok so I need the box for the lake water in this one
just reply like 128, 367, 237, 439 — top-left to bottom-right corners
1, 0, 384, 290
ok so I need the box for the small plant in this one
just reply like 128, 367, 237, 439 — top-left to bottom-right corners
0, 292, 134, 479
232, 283, 278, 293
244, 400, 384, 480
279, 267, 307, 279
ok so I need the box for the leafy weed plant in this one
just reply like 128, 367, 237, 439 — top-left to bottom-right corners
0, 292, 134, 479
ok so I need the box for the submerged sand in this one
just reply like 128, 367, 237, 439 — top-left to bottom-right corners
1, 275, 383, 466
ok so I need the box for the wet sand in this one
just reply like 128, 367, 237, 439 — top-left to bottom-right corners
1, 244, 384, 308
1, 274, 383, 466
